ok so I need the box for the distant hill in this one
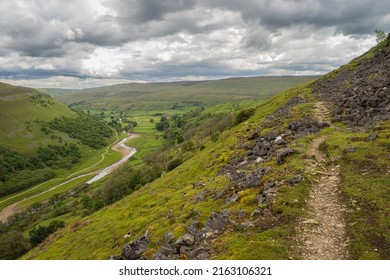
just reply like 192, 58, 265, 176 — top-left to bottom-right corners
38, 88, 80, 98
56, 76, 317, 112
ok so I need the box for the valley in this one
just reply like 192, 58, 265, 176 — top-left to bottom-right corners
0, 38, 389, 261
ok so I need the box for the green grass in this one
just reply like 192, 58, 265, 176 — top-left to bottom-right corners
0, 82, 77, 154
321, 121, 390, 259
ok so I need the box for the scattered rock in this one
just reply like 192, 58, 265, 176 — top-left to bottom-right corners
164, 232, 175, 244
194, 189, 212, 202
220, 209, 231, 217
203, 212, 228, 235
175, 234, 195, 247
214, 190, 226, 200
256, 194, 266, 206
287, 174, 305, 185
120, 230, 150, 260
225, 193, 239, 204
264, 131, 277, 141
344, 146, 357, 153
241, 221, 254, 230
276, 148, 296, 164
251, 208, 262, 217
368, 132, 378, 141
274, 135, 286, 145
237, 209, 247, 219
255, 157, 264, 164
192, 182, 206, 188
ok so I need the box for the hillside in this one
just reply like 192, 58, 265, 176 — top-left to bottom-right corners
56, 76, 316, 112
0, 82, 78, 153
0, 82, 116, 210
22, 38, 390, 260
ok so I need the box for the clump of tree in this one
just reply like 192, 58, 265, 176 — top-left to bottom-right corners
124, 120, 138, 132
0, 144, 81, 197
28, 220, 65, 247
49, 112, 112, 149
101, 164, 162, 205
0, 228, 30, 259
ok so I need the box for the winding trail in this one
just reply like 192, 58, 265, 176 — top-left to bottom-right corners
0, 133, 139, 222
293, 102, 349, 259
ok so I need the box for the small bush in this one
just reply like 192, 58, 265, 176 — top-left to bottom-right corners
234, 108, 255, 125
167, 158, 183, 171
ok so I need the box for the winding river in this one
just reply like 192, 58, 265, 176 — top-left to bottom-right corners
0, 133, 139, 222
87, 135, 138, 184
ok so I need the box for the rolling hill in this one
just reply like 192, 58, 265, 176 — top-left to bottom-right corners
56, 76, 317, 112
22, 36, 389, 260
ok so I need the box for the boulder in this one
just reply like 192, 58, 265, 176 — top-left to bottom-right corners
194, 189, 212, 202
344, 146, 357, 153
276, 148, 296, 164
164, 232, 175, 244
203, 212, 228, 234
274, 135, 286, 145
121, 230, 150, 260
368, 132, 378, 141
237, 209, 247, 219
287, 174, 305, 185
175, 234, 195, 247
225, 193, 239, 204
264, 131, 277, 141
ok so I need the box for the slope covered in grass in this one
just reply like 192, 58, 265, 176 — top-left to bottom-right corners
0, 82, 77, 154
23, 37, 390, 260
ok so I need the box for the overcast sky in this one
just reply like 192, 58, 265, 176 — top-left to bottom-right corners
0, 0, 389, 88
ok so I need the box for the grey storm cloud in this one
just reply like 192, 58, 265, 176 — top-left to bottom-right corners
0, 0, 389, 88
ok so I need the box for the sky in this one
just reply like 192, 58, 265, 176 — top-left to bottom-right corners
0, 0, 389, 89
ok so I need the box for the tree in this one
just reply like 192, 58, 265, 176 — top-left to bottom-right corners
0, 229, 30, 259
375, 29, 386, 43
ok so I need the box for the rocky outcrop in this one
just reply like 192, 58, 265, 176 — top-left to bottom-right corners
314, 36, 390, 127
152, 211, 230, 260
111, 230, 150, 260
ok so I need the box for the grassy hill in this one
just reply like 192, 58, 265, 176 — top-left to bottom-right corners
21, 37, 389, 260
0, 82, 78, 153
56, 76, 317, 112
0, 82, 118, 210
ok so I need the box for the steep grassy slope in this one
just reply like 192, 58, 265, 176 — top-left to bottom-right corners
24, 38, 389, 260
56, 76, 316, 112
0, 82, 77, 154
0, 82, 118, 207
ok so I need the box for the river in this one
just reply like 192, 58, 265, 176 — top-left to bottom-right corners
0, 134, 139, 222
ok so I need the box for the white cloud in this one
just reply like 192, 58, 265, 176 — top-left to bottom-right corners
0, 0, 388, 88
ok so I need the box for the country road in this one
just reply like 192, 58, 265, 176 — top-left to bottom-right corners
0, 133, 139, 222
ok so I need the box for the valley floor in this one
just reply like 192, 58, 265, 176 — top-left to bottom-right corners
0, 133, 138, 222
